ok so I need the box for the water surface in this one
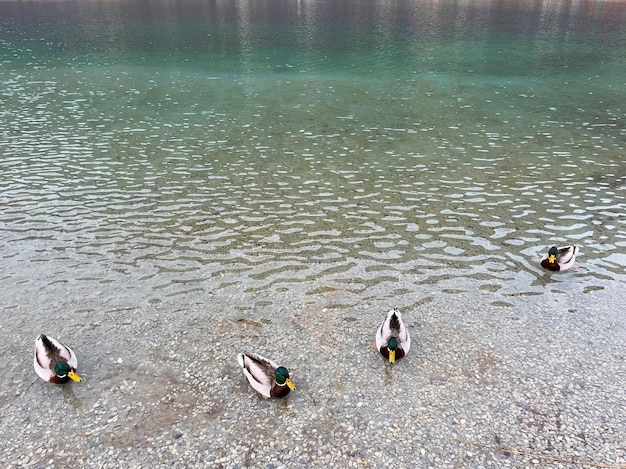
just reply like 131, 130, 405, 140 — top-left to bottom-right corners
2, 0, 625, 312
1, 0, 626, 467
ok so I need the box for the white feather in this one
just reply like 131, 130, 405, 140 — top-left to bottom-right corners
375, 308, 410, 354
33, 334, 78, 381
541, 245, 580, 271
238, 352, 279, 399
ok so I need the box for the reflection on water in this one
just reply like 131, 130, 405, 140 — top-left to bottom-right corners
1, 0, 625, 311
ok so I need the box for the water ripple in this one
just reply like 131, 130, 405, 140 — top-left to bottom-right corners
2, 31, 626, 311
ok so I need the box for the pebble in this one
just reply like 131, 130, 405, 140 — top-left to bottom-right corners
3, 238, 625, 469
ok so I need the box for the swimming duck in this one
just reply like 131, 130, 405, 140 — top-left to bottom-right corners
540, 245, 580, 272
374, 308, 411, 363
34, 334, 82, 384
237, 352, 295, 399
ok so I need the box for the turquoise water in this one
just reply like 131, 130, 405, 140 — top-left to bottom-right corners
1, 0, 625, 306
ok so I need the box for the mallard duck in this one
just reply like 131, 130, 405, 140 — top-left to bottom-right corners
34, 334, 82, 384
541, 245, 580, 272
374, 308, 411, 363
237, 352, 295, 399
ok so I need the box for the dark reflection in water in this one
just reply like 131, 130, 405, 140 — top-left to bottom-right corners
2, 0, 626, 48
0, 0, 625, 310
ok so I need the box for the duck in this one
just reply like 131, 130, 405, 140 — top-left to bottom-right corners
237, 351, 295, 399
374, 308, 411, 363
34, 334, 82, 384
540, 245, 580, 272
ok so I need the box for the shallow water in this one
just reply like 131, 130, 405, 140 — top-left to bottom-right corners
1, 0, 626, 467
1, 0, 625, 314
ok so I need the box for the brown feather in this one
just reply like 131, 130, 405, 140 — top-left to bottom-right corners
378, 345, 406, 361
540, 258, 560, 271
35, 334, 77, 384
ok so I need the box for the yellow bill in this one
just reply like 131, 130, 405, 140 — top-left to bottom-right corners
68, 371, 82, 382
389, 350, 396, 363
286, 378, 296, 390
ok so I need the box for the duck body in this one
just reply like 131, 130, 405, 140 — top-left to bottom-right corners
541, 245, 580, 272
34, 334, 82, 384
375, 308, 411, 363
237, 351, 295, 399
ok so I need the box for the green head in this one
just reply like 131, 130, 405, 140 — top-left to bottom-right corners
387, 337, 399, 363
387, 337, 399, 351
55, 361, 71, 377
548, 246, 558, 264
275, 366, 290, 385
55, 361, 82, 382
275, 366, 296, 390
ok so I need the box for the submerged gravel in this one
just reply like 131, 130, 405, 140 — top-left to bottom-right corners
1, 280, 624, 468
